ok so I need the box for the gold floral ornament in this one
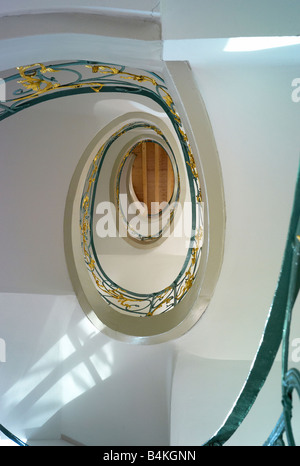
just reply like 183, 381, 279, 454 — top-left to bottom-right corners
86, 64, 121, 75
186, 145, 199, 179
75, 66, 203, 316
80, 172, 145, 311
176, 270, 194, 302
17, 64, 60, 93
79, 119, 203, 316
196, 188, 202, 203
146, 287, 173, 316
176, 227, 203, 301
85, 64, 183, 124
86, 64, 158, 86
14, 63, 103, 102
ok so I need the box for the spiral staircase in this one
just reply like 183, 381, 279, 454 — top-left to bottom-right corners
0, 0, 300, 447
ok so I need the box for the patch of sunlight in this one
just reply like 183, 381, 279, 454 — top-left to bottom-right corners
59, 334, 77, 359
2, 314, 111, 430
224, 36, 300, 52
61, 362, 96, 404
89, 342, 114, 381
1, 334, 76, 410
102, 341, 114, 366
28, 362, 96, 427
76, 316, 99, 345
0, 439, 26, 446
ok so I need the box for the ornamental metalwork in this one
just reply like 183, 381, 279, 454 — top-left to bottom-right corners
1, 59, 298, 446
80, 122, 202, 316
0, 60, 204, 317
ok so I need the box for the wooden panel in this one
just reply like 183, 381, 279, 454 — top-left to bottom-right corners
155, 143, 160, 207
131, 141, 175, 214
142, 142, 148, 208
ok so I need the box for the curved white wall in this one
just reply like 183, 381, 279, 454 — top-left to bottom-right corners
0, 3, 300, 446
0, 93, 175, 445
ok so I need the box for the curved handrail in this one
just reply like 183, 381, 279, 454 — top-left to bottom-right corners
204, 163, 300, 446
0, 424, 28, 446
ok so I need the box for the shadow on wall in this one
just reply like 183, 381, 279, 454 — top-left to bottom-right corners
0, 294, 175, 446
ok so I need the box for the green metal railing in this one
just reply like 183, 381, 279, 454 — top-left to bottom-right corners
0, 424, 28, 446
0, 60, 299, 446
204, 163, 300, 446
1, 60, 203, 318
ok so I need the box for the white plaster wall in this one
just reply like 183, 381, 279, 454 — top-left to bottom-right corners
0, 95, 175, 445
166, 39, 300, 445
164, 39, 300, 361
171, 352, 300, 446
0, 50, 297, 445
0, 292, 174, 445
161, 0, 300, 39
0, 4, 300, 447
0, 0, 160, 16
